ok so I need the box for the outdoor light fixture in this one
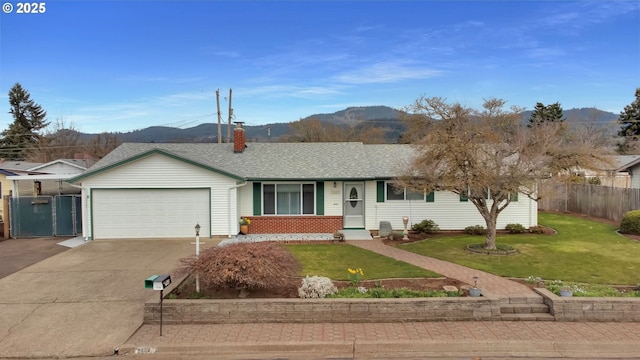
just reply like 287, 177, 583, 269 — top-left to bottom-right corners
194, 223, 203, 293
333, 181, 337, 188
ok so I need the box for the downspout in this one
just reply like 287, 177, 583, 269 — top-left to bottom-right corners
228, 180, 248, 238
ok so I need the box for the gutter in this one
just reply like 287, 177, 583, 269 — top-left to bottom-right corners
228, 180, 248, 238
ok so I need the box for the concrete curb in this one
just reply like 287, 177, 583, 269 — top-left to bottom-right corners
119, 339, 640, 359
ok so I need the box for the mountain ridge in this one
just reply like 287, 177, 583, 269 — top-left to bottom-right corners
82, 105, 620, 143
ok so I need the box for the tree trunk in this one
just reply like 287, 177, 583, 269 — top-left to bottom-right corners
484, 217, 497, 250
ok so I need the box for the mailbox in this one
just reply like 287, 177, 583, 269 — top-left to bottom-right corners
145, 274, 171, 290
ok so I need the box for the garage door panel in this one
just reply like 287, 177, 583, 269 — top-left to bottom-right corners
93, 189, 209, 239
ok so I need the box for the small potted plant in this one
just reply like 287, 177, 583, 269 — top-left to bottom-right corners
560, 285, 573, 297
333, 230, 344, 242
469, 276, 482, 297
239, 217, 250, 235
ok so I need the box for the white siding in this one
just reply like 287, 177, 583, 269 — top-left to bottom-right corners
80, 154, 239, 238
324, 181, 343, 216
631, 164, 640, 189
365, 181, 537, 231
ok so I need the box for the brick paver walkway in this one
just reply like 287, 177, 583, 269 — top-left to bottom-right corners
123, 322, 640, 358
129, 321, 640, 345
348, 238, 535, 297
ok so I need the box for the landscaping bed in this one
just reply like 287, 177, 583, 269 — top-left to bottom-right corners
169, 275, 468, 299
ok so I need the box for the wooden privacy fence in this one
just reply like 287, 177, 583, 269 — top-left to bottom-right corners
538, 183, 640, 222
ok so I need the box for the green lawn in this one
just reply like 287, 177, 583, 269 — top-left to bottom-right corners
284, 244, 441, 281
399, 212, 640, 285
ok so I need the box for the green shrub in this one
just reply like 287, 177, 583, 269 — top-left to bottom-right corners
587, 177, 601, 185
620, 210, 640, 234
464, 225, 486, 235
505, 223, 525, 234
411, 219, 440, 233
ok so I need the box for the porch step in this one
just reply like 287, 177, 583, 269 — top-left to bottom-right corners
500, 303, 550, 314
499, 294, 552, 320
500, 313, 555, 321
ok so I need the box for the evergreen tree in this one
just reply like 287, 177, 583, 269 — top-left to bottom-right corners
617, 88, 640, 154
527, 102, 565, 128
0, 83, 49, 160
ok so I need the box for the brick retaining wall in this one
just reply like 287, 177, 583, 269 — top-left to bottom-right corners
144, 297, 502, 324
535, 288, 640, 321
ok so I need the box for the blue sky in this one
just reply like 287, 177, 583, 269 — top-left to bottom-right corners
1, 1, 638, 134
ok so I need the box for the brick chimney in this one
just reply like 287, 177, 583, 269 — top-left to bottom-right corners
233, 122, 246, 153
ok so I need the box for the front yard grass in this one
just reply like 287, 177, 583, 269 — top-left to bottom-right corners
284, 244, 441, 280
399, 212, 640, 285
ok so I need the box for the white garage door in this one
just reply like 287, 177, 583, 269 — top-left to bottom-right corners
92, 189, 210, 239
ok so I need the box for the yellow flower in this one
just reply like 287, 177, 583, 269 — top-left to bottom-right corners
348, 268, 356, 274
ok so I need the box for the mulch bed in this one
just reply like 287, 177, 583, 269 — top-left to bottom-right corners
170, 275, 470, 299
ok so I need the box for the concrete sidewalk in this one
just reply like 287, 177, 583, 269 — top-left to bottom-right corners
122, 321, 640, 359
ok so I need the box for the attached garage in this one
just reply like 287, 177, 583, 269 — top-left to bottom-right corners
91, 188, 210, 239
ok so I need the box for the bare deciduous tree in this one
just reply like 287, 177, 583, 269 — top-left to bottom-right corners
398, 97, 611, 249
26, 118, 82, 162
282, 118, 387, 143
83, 132, 122, 160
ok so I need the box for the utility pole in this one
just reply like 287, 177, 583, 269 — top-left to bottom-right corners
216, 89, 222, 144
227, 88, 233, 143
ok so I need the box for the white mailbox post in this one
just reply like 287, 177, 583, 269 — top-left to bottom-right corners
145, 274, 171, 336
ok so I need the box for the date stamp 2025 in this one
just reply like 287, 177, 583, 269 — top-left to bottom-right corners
3, 2, 47, 14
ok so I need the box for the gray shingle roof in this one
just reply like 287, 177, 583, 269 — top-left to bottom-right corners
78, 142, 418, 181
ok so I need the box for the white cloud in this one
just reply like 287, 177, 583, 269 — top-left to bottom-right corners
334, 61, 443, 84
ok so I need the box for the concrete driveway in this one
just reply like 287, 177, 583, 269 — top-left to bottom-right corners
0, 237, 70, 279
0, 238, 213, 358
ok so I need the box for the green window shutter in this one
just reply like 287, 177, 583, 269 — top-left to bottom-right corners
460, 192, 468, 202
316, 181, 324, 215
511, 192, 519, 202
376, 181, 385, 202
426, 191, 435, 202
252, 182, 262, 215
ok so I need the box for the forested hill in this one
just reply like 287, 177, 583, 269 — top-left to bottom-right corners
83, 106, 619, 144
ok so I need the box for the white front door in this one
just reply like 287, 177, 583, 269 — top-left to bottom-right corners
343, 182, 365, 228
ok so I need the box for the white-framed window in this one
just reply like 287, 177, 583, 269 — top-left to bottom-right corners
386, 183, 431, 201
263, 183, 315, 215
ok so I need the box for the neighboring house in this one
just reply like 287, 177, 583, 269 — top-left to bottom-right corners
572, 155, 637, 188
2, 159, 95, 238
0, 161, 45, 220
5, 159, 93, 197
68, 125, 538, 240
613, 155, 640, 189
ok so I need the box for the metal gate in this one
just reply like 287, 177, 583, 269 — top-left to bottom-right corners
9, 195, 82, 237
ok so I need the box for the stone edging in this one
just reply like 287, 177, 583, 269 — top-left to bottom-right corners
534, 288, 640, 322
144, 295, 503, 324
